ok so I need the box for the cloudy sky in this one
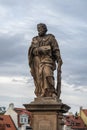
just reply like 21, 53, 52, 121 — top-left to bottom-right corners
0, 0, 87, 114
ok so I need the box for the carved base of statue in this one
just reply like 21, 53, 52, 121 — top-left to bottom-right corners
24, 97, 70, 130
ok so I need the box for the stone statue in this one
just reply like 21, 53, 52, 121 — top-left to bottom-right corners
28, 23, 63, 98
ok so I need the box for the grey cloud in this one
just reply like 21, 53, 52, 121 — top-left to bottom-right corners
49, 0, 87, 22
62, 62, 87, 86
0, 33, 28, 63
0, 0, 33, 8
0, 30, 32, 76
59, 28, 87, 86
0, 95, 32, 108
12, 76, 33, 85
0, 0, 87, 112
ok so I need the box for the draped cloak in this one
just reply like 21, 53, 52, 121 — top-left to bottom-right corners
28, 34, 61, 97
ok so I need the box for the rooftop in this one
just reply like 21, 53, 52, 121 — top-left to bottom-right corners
0, 115, 17, 130
65, 115, 87, 129
14, 108, 31, 116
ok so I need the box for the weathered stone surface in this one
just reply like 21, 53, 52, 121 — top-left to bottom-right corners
25, 24, 70, 130
24, 98, 70, 130
28, 23, 63, 98
24, 97, 70, 113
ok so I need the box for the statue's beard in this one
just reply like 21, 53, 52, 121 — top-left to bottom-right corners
38, 31, 45, 36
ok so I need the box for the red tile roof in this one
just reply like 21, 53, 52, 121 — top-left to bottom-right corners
82, 109, 87, 116
64, 115, 87, 129
0, 115, 17, 130
14, 108, 31, 116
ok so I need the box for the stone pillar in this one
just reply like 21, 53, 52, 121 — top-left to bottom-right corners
24, 97, 70, 130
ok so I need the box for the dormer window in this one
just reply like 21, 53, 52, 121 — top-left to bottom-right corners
20, 114, 28, 124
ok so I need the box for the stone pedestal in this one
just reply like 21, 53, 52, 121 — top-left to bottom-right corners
24, 97, 70, 130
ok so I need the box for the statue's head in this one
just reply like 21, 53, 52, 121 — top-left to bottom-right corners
37, 23, 48, 36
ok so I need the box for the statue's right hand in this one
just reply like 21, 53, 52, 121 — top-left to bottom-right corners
38, 47, 44, 54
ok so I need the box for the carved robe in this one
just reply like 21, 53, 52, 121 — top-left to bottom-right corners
28, 34, 61, 97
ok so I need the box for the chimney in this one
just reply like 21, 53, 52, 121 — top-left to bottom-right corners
80, 106, 83, 110
9, 103, 14, 110
80, 106, 83, 117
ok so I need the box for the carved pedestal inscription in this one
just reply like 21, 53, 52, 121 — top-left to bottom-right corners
39, 120, 51, 130
32, 112, 57, 130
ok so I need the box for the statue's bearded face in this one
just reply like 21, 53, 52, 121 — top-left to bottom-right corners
37, 24, 47, 36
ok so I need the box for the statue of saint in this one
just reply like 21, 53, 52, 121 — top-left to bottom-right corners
28, 23, 63, 98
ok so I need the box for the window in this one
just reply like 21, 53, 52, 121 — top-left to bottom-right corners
6, 124, 10, 127
21, 118, 23, 123
0, 117, 3, 120
20, 114, 28, 124
24, 118, 27, 122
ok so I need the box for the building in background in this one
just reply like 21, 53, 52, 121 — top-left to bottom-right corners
63, 112, 87, 130
79, 107, 87, 127
1, 103, 87, 130
5, 103, 31, 130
